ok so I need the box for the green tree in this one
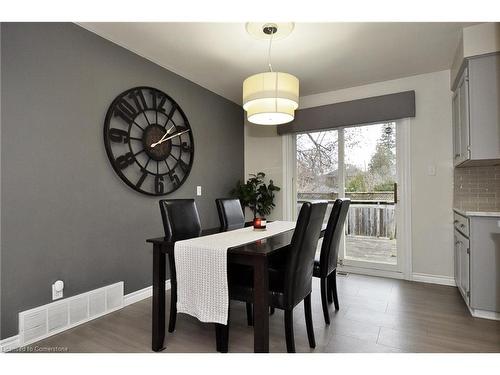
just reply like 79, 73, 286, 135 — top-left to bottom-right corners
346, 173, 367, 192
374, 181, 395, 191
368, 124, 396, 190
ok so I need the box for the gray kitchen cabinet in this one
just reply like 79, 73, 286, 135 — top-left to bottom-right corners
453, 210, 500, 320
454, 223, 470, 304
469, 217, 500, 313
452, 89, 461, 165
452, 53, 500, 167
454, 231, 461, 290
452, 68, 470, 166
459, 230, 470, 304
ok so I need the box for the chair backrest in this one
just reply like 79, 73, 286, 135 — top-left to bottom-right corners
215, 198, 245, 231
319, 198, 351, 277
284, 201, 327, 309
159, 199, 202, 241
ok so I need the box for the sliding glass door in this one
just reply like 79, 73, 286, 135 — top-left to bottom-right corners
343, 123, 397, 270
294, 122, 403, 273
296, 130, 339, 224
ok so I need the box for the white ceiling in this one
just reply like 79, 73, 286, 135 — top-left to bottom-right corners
80, 22, 474, 105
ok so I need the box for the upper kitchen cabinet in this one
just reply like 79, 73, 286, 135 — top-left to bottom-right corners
452, 53, 500, 167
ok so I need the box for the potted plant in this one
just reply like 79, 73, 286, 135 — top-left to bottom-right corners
231, 172, 280, 229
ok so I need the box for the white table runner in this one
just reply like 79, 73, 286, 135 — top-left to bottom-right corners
174, 221, 296, 324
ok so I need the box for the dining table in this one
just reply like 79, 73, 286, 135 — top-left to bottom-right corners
146, 222, 326, 353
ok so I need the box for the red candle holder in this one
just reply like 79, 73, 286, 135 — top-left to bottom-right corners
253, 218, 267, 230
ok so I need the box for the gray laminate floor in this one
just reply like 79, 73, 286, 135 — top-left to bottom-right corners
21, 274, 500, 353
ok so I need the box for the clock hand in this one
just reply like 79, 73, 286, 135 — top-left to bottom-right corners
158, 129, 190, 144
165, 124, 175, 135
149, 125, 178, 148
151, 129, 190, 148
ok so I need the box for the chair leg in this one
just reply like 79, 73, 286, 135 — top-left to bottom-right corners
320, 276, 330, 325
168, 254, 177, 333
215, 324, 221, 351
327, 274, 334, 304
246, 302, 253, 326
270, 306, 275, 315
304, 294, 316, 349
331, 271, 340, 311
168, 282, 177, 332
284, 309, 296, 353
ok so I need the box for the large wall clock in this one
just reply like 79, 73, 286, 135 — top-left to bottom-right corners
104, 86, 194, 196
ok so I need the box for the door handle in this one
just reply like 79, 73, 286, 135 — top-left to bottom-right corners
394, 182, 398, 204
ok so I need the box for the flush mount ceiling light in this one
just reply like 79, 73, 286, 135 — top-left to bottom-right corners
243, 23, 299, 126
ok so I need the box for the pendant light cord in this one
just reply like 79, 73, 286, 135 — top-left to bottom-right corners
267, 30, 274, 72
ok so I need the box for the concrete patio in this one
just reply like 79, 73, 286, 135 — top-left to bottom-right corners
345, 235, 397, 265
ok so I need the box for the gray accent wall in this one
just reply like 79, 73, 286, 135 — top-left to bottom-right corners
0, 23, 243, 339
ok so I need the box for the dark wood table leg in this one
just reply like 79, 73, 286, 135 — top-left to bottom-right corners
252, 256, 269, 353
152, 243, 166, 352
215, 323, 229, 353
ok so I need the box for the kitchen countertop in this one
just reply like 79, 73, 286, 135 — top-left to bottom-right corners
453, 208, 500, 218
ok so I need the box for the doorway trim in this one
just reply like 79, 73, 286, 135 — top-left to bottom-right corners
282, 133, 295, 221
397, 118, 412, 280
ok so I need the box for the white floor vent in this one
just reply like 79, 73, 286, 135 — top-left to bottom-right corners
21, 309, 47, 344
48, 302, 68, 333
69, 296, 89, 325
19, 281, 124, 346
89, 290, 106, 317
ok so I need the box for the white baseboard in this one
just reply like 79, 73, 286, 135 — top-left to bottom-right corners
460, 290, 500, 321
469, 306, 500, 321
0, 280, 171, 353
411, 272, 456, 286
124, 280, 171, 306
0, 335, 21, 353
338, 265, 405, 280
338, 267, 456, 288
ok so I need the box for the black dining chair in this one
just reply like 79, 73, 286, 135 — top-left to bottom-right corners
215, 198, 246, 231
228, 201, 327, 353
313, 198, 350, 324
158, 199, 202, 333
215, 198, 254, 327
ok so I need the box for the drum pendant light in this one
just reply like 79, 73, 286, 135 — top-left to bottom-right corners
243, 24, 299, 125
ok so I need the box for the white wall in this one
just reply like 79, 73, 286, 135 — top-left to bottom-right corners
244, 70, 454, 279
244, 120, 284, 221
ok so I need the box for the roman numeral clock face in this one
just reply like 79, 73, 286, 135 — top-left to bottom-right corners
103, 87, 194, 196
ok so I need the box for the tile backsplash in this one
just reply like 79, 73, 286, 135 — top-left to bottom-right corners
454, 165, 500, 211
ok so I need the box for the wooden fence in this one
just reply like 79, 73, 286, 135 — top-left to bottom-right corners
297, 193, 396, 239
346, 203, 396, 239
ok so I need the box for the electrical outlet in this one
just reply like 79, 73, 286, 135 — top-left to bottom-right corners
427, 165, 436, 176
196, 186, 202, 196
52, 280, 64, 300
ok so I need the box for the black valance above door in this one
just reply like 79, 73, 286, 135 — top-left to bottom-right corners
277, 90, 415, 135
